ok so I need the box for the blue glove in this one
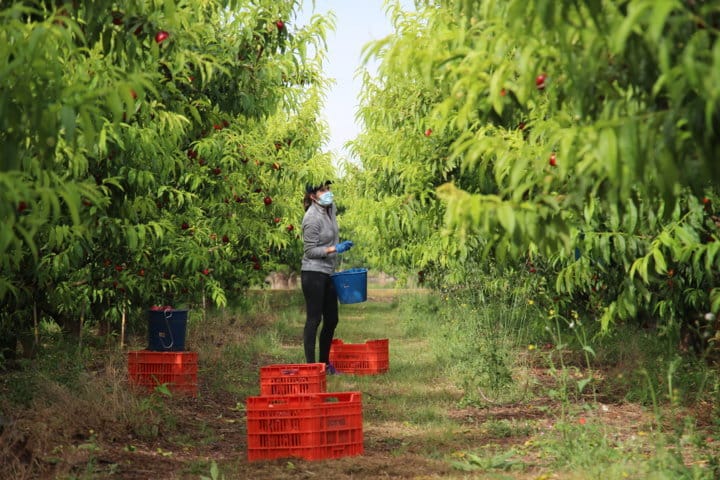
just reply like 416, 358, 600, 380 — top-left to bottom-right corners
335, 240, 354, 254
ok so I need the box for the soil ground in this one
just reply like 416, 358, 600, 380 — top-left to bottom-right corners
2, 289, 717, 479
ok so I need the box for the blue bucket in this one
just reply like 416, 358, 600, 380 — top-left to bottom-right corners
147, 309, 188, 351
331, 268, 368, 304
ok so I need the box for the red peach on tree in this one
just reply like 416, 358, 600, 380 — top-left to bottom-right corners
154, 30, 169, 44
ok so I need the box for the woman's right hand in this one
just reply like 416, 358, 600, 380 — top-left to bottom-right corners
335, 240, 354, 254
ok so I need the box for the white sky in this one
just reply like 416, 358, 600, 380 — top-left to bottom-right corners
295, 0, 414, 162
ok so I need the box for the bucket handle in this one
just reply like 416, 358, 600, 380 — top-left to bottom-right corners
158, 308, 175, 350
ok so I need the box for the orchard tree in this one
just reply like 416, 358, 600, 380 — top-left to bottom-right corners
0, 0, 334, 353
348, 0, 720, 350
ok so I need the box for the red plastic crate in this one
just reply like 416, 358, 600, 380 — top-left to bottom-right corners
260, 363, 327, 396
127, 350, 198, 395
329, 339, 389, 375
246, 391, 364, 461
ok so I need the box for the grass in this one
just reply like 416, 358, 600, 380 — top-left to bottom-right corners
1, 287, 718, 479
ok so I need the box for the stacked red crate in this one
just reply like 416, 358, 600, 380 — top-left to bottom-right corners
246, 392, 363, 461
329, 339, 389, 375
259, 363, 327, 396
127, 350, 198, 396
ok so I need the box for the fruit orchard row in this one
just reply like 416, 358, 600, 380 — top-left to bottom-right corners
345, 0, 720, 349
0, 0, 335, 346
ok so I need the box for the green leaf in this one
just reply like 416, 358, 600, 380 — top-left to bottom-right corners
60, 105, 76, 142
629, 256, 649, 283
577, 377, 592, 393
582, 345, 596, 357
652, 248, 667, 274
599, 128, 618, 180
612, 2, 652, 54
648, 0, 677, 43
497, 204, 516, 234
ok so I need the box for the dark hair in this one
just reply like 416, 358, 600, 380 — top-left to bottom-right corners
303, 180, 331, 211
305, 180, 332, 194
303, 192, 313, 211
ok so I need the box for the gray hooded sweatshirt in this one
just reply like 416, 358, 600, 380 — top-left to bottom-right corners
301, 202, 339, 274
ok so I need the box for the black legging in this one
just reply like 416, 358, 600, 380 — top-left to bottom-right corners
301, 270, 339, 364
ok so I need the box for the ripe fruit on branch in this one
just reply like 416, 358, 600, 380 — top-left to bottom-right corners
154, 30, 169, 44
17, 201, 28, 213
275, 20, 284, 30
111, 12, 123, 25
263, 196, 273, 206
222, 235, 230, 243
273, 217, 281, 224
286, 224, 294, 232
213, 167, 222, 175
424, 128, 432, 137
535, 73, 547, 90
549, 153, 557, 167
202, 268, 210, 276
181, 222, 190, 230
138, 269, 145, 277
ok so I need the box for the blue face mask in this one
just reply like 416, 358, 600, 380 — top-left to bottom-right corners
317, 191, 334, 206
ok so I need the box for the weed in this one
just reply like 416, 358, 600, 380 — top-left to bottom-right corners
483, 419, 534, 439
199, 460, 225, 480
450, 449, 524, 473
435, 278, 537, 405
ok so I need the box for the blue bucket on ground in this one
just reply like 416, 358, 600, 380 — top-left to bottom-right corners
147, 309, 188, 351
331, 268, 368, 304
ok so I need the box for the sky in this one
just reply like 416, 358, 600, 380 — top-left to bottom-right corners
294, 0, 413, 161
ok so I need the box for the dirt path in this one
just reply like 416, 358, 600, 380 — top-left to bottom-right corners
24, 289, 715, 479
101, 289, 466, 479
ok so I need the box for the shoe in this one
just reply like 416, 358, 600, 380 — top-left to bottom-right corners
326, 363, 339, 375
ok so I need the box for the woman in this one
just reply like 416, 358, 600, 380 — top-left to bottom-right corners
301, 181, 353, 373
